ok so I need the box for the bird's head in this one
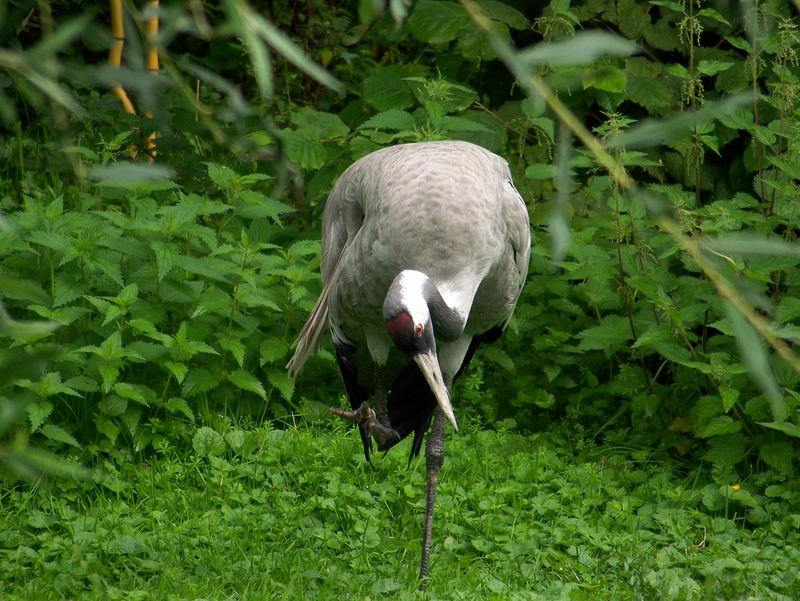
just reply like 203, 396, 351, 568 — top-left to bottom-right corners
383, 270, 434, 353
383, 270, 458, 431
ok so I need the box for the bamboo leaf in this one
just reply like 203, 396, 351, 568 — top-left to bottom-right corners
609, 93, 750, 149
238, 5, 344, 95
519, 31, 637, 66
724, 300, 786, 419
705, 234, 800, 257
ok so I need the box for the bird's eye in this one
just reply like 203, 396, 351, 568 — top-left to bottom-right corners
415, 323, 424, 337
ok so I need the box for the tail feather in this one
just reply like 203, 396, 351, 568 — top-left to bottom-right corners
287, 239, 353, 380
286, 289, 329, 380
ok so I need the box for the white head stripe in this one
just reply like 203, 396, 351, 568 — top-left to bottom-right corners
396, 270, 431, 326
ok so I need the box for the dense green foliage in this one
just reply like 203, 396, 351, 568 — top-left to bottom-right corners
2, 422, 799, 600
2, 0, 800, 596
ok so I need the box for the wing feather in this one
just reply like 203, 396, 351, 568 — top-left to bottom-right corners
286, 166, 365, 379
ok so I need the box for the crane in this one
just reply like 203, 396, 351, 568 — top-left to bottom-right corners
287, 140, 531, 589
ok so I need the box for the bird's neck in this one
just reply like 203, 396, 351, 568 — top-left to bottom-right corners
388, 270, 465, 341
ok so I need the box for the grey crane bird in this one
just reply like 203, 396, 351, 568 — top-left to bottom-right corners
287, 140, 530, 588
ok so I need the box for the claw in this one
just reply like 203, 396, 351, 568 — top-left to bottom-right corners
330, 401, 373, 424
330, 401, 401, 449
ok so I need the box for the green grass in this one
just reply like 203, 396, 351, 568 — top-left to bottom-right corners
1, 419, 798, 601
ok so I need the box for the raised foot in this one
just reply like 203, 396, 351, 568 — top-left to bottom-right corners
330, 401, 401, 448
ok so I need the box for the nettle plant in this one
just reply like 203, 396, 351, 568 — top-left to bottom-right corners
0, 160, 322, 455
475, 0, 800, 478
273, 0, 800, 476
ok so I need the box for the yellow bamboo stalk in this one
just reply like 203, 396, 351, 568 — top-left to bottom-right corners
144, 0, 159, 161
109, 0, 136, 116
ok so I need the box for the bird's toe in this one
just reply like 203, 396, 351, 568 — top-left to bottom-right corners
373, 423, 401, 451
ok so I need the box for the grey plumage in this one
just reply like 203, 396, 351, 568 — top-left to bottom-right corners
287, 140, 530, 587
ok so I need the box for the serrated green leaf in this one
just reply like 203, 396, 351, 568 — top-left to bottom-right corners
719, 386, 739, 412
26, 231, 71, 253
481, 347, 515, 371
475, 0, 529, 28
164, 361, 189, 384
287, 239, 321, 257
99, 395, 128, 416
456, 20, 506, 62
94, 417, 120, 444
219, 338, 246, 368
525, 164, 556, 180
576, 315, 631, 350
53, 276, 86, 307
358, 109, 416, 131
98, 364, 120, 394
697, 60, 734, 76
205, 162, 238, 190
616, 0, 652, 38
236, 286, 282, 312
623, 57, 678, 114
232, 194, 294, 222
759, 441, 793, 473
182, 368, 222, 397
717, 107, 755, 131
697, 7, 731, 25
583, 66, 627, 92
439, 115, 493, 133
227, 369, 266, 399
291, 107, 349, 138
362, 66, 415, 111
260, 337, 289, 365
757, 421, 800, 437
776, 297, 800, 323
114, 382, 151, 407
165, 397, 194, 419
665, 63, 690, 79
701, 415, 742, 438
27, 305, 88, 326
267, 369, 294, 401
702, 433, 746, 466
41, 423, 80, 448
151, 241, 177, 281
282, 129, 327, 170
632, 325, 672, 348
173, 254, 233, 283
26, 401, 53, 432
100, 331, 124, 361
0, 277, 49, 304
407, 0, 469, 44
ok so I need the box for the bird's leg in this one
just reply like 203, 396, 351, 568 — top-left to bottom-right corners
329, 373, 399, 450
418, 406, 447, 591
373, 367, 400, 450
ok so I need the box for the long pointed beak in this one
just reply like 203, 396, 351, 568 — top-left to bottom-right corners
413, 350, 458, 432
